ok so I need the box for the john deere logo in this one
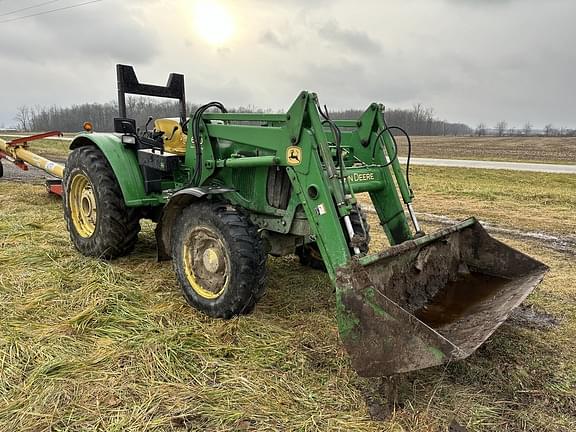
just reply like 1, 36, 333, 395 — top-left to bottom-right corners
287, 146, 302, 166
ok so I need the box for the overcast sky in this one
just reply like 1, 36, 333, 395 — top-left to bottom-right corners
1, 0, 574, 129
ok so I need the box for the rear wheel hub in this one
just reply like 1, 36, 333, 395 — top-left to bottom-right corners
69, 172, 97, 238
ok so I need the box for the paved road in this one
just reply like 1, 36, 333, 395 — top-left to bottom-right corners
2, 134, 575, 174
399, 157, 576, 174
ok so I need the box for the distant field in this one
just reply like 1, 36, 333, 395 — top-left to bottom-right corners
2, 134, 576, 165
398, 136, 576, 164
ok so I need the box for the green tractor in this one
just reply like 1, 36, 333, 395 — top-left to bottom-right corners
62, 65, 547, 376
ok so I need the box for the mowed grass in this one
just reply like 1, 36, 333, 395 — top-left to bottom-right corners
1, 168, 575, 430
407, 166, 576, 235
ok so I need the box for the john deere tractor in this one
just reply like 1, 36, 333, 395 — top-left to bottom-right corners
57, 65, 547, 376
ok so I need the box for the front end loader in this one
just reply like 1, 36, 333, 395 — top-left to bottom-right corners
9, 65, 548, 377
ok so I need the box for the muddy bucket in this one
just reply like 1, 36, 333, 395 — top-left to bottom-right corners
335, 218, 548, 376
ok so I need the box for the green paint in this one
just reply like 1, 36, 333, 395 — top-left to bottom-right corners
428, 346, 446, 362
69, 92, 418, 273
69, 133, 163, 207
363, 287, 392, 319
335, 289, 360, 341
70, 91, 419, 330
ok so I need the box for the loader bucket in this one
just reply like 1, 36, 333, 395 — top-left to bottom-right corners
335, 218, 548, 376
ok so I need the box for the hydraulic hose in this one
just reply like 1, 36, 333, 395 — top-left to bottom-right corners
317, 101, 346, 193
190, 101, 227, 186
372, 124, 413, 188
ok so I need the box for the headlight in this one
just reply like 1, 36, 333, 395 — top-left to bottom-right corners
121, 135, 136, 145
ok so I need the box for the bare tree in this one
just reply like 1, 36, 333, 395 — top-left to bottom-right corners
15, 105, 31, 131
495, 121, 507, 137
544, 124, 554, 136
19, 99, 475, 135
523, 122, 532, 136
476, 123, 487, 136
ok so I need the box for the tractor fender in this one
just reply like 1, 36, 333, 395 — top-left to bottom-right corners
69, 134, 153, 207
155, 187, 235, 261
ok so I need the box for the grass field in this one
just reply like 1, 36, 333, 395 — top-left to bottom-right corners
1, 165, 574, 431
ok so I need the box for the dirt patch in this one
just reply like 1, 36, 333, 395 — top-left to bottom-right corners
359, 375, 413, 421
507, 304, 561, 331
448, 419, 470, 432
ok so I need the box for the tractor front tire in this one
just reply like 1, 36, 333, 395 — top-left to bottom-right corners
172, 202, 267, 319
63, 145, 140, 259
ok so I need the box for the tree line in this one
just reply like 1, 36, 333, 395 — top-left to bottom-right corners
475, 121, 576, 137
13, 100, 574, 137
13, 99, 475, 136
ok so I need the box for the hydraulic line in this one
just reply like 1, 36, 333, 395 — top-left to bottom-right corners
374, 115, 420, 233
190, 101, 227, 186
316, 100, 364, 255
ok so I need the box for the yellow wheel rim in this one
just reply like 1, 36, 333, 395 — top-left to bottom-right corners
69, 172, 97, 238
182, 226, 230, 300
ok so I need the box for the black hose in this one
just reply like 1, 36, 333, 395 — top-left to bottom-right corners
190, 101, 227, 186
372, 125, 412, 187
316, 101, 347, 194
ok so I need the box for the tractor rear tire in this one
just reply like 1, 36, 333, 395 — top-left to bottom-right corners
171, 201, 267, 319
297, 204, 370, 271
63, 145, 140, 259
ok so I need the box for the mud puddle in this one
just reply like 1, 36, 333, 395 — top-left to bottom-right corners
414, 272, 508, 328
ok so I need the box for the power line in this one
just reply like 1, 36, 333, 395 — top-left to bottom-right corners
0, 0, 103, 24
1, 0, 63, 18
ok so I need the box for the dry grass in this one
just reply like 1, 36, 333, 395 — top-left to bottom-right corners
0, 168, 575, 431
405, 166, 576, 235
399, 136, 576, 164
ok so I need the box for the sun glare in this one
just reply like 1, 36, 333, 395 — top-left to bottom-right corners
194, 0, 234, 46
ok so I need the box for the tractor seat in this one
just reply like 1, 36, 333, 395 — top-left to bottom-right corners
154, 118, 187, 155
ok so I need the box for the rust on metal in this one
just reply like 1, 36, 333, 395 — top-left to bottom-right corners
7, 131, 63, 146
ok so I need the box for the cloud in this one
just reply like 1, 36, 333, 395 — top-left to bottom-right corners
317, 21, 382, 53
259, 30, 289, 49
0, 1, 160, 64
0, 0, 575, 128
